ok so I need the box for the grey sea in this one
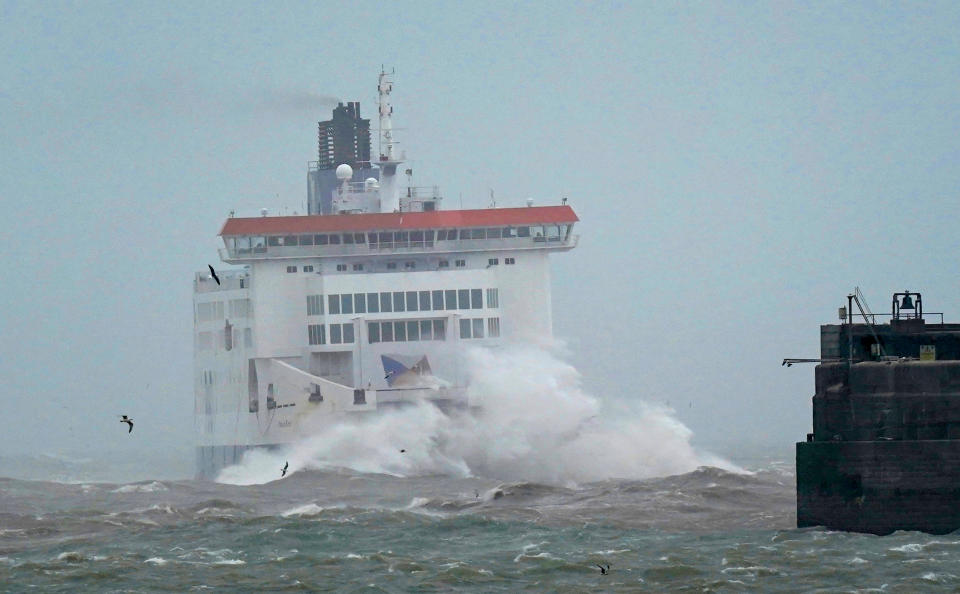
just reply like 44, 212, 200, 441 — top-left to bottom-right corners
3, 455, 960, 593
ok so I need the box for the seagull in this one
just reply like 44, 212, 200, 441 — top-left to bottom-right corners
208, 265, 220, 285
399, 449, 406, 453
595, 563, 610, 575
120, 415, 133, 433
281, 461, 288, 477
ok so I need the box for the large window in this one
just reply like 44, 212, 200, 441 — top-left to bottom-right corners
445, 289, 457, 309
394, 321, 407, 341
382, 322, 394, 342
407, 320, 420, 341
393, 291, 405, 312
406, 291, 418, 311
328, 295, 340, 315
471, 289, 483, 309
367, 293, 380, 313
342, 323, 354, 344
330, 324, 342, 344
341, 294, 353, 315
472, 318, 485, 338
307, 295, 323, 316
419, 291, 431, 311
380, 292, 392, 312
354, 293, 366, 314
460, 318, 472, 339
434, 319, 446, 340
368, 322, 381, 343
308, 324, 326, 345
486, 288, 499, 308
488, 317, 501, 337
432, 290, 444, 310
420, 320, 433, 340
458, 289, 470, 310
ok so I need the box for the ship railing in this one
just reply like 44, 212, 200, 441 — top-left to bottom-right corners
847, 312, 945, 325
218, 235, 578, 261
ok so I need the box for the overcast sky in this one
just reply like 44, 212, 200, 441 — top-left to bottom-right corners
2, 1, 959, 471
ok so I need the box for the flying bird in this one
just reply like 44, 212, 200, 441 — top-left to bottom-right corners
120, 415, 134, 433
384, 370, 396, 380
596, 563, 610, 575
281, 461, 289, 477
399, 449, 406, 453
208, 265, 220, 285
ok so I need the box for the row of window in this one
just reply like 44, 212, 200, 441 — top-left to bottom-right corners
229, 225, 569, 253
460, 317, 501, 339
197, 327, 253, 351
285, 258, 496, 274
308, 323, 355, 345
316, 288, 499, 316
368, 319, 447, 343
196, 299, 252, 322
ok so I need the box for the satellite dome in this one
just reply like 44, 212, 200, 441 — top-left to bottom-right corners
364, 177, 379, 190
335, 164, 353, 180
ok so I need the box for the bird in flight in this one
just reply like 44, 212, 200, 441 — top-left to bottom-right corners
595, 563, 610, 575
208, 265, 220, 285
399, 449, 406, 453
281, 461, 288, 477
120, 415, 134, 433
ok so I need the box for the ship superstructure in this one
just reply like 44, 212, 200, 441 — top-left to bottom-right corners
193, 71, 579, 478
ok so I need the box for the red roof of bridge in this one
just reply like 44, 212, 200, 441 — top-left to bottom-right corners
219, 206, 578, 236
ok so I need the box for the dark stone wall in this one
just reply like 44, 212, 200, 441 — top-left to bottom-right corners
797, 440, 960, 534
812, 361, 960, 441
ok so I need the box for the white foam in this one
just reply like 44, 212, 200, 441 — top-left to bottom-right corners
890, 543, 923, 553
111, 481, 168, 494
216, 344, 736, 485
406, 497, 430, 509
280, 503, 324, 518
145, 557, 168, 565
213, 559, 246, 565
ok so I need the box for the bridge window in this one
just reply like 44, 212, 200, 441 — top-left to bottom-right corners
316, 234, 328, 245
368, 322, 380, 343
299, 234, 314, 246
458, 289, 470, 310
471, 289, 483, 309
445, 289, 457, 309
394, 321, 406, 342
340, 294, 353, 315
460, 318, 471, 339
328, 295, 340, 315
354, 294, 366, 314
432, 290, 444, 310
380, 292, 392, 312
406, 291, 418, 311
393, 291, 405, 312
367, 293, 380, 313
283, 235, 298, 246
486, 228, 501, 239
329, 234, 341, 245
419, 291, 431, 310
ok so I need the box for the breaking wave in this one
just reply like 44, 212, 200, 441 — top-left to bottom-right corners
217, 345, 738, 486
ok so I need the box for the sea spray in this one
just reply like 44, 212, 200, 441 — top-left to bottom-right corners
217, 344, 735, 485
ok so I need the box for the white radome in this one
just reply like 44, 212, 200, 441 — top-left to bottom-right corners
335, 163, 353, 180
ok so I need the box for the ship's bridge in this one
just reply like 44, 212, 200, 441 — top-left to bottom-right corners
217, 205, 579, 263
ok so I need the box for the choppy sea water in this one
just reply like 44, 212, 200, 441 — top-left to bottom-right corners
5, 461, 960, 592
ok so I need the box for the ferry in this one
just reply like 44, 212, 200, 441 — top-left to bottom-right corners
193, 70, 579, 478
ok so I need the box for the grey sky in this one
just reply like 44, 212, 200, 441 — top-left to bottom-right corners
2, 2, 959, 470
